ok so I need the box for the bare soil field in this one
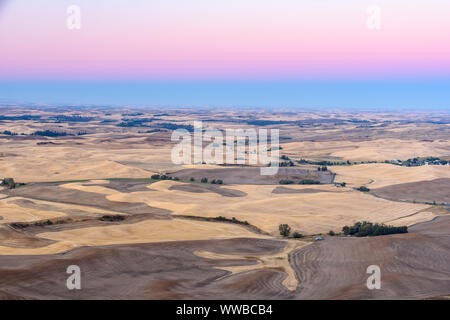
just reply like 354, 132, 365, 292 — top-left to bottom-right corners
371, 178, 450, 205
291, 216, 450, 299
0, 238, 291, 299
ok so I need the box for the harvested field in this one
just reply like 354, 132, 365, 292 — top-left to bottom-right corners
169, 183, 247, 197
0, 238, 293, 300
6, 213, 169, 236
282, 138, 450, 162
290, 216, 450, 299
0, 225, 55, 249
170, 167, 334, 185
0, 218, 267, 255
194, 240, 309, 291
3, 182, 170, 217
332, 163, 450, 188
371, 178, 450, 205
0, 197, 68, 224
271, 187, 335, 194
0, 216, 449, 299
105, 180, 430, 235
7, 198, 116, 217
84, 180, 158, 193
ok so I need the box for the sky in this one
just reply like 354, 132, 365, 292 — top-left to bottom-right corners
0, 0, 449, 109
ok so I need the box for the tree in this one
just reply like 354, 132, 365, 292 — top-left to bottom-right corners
328, 230, 335, 236
2, 178, 16, 189
201, 177, 208, 183
279, 224, 291, 237
342, 226, 350, 235
298, 179, 320, 185
279, 179, 295, 185
292, 231, 303, 238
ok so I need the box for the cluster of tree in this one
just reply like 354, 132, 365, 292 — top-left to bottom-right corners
31, 130, 70, 137
122, 112, 144, 117
342, 221, 408, 237
335, 182, 347, 187
11, 219, 55, 229
2, 178, 17, 189
245, 120, 290, 126
317, 166, 328, 171
280, 161, 295, 167
0, 115, 41, 121
117, 118, 156, 127
279, 179, 295, 185
99, 215, 126, 222
393, 157, 449, 166
151, 174, 180, 181
1, 130, 18, 136
199, 177, 223, 184
279, 224, 303, 238
215, 216, 249, 225
298, 179, 321, 185
356, 186, 370, 192
51, 115, 94, 123
292, 231, 303, 238
3, 130, 88, 137
297, 159, 379, 166
279, 179, 321, 185
279, 224, 291, 237
156, 123, 195, 132
117, 120, 195, 132
297, 159, 352, 166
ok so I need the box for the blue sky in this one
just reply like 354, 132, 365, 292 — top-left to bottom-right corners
1, 80, 449, 110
